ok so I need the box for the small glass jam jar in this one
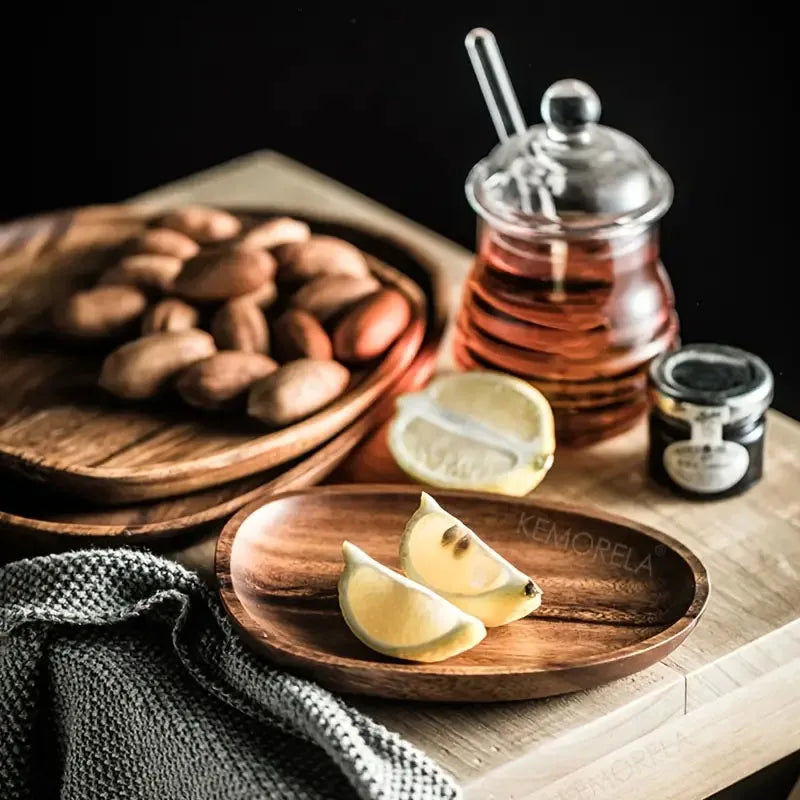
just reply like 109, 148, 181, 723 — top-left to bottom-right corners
648, 344, 774, 499
454, 79, 677, 446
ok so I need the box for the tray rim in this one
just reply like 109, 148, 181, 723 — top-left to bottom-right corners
0, 206, 429, 502
215, 484, 710, 692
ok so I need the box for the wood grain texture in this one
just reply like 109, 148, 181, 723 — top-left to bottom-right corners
112, 152, 800, 794
216, 485, 708, 702
0, 324, 441, 542
354, 662, 685, 787
0, 209, 428, 503
521, 657, 800, 800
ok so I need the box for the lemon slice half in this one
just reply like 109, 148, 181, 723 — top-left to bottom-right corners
400, 493, 543, 627
388, 370, 555, 496
338, 541, 486, 662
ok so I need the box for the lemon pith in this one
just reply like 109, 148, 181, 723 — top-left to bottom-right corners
338, 541, 486, 662
387, 370, 555, 496
400, 493, 543, 627
430, 372, 552, 446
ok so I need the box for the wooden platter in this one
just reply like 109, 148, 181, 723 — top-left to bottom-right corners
0, 206, 428, 504
0, 333, 440, 542
0, 211, 448, 540
216, 485, 709, 702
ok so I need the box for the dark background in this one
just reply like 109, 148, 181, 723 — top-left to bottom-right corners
1, 5, 795, 417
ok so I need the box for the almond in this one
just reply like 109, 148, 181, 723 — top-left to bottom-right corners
141, 298, 199, 335
159, 206, 242, 243
239, 217, 311, 251
272, 309, 332, 362
99, 330, 216, 399
130, 228, 200, 260
234, 280, 278, 309
99, 254, 183, 293
177, 352, 278, 409
280, 235, 370, 282
290, 274, 380, 322
53, 285, 147, 338
333, 288, 412, 363
248, 358, 350, 427
211, 301, 269, 354
174, 247, 276, 301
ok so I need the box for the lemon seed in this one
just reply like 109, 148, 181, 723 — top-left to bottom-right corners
441, 525, 460, 545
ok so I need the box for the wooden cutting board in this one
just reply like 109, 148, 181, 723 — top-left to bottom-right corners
0, 206, 429, 504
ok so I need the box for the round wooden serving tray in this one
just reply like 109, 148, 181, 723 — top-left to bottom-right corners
216, 485, 710, 702
0, 206, 427, 504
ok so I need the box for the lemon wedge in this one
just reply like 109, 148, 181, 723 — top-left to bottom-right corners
387, 370, 555, 496
400, 493, 543, 627
338, 541, 486, 662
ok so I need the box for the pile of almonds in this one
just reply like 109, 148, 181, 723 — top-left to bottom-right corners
54, 206, 412, 428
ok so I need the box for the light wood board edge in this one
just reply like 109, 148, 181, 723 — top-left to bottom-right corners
357, 662, 685, 787
504, 657, 800, 800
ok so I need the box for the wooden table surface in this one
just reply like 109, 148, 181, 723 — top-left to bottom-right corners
30, 152, 800, 799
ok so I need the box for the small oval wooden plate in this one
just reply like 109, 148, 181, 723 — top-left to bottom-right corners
0, 207, 427, 504
216, 485, 709, 702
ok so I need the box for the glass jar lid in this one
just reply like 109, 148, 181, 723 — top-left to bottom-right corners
466, 79, 673, 238
650, 344, 774, 425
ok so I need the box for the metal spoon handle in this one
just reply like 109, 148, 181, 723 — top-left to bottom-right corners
465, 28, 527, 142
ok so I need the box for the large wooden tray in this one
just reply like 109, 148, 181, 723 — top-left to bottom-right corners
0, 333, 441, 542
0, 206, 428, 504
216, 485, 709, 702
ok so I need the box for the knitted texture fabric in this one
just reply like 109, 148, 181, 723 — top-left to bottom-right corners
0, 548, 461, 800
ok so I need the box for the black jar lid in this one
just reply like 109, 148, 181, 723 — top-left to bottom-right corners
650, 343, 773, 424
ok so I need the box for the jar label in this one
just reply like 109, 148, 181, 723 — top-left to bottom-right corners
663, 439, 750, 493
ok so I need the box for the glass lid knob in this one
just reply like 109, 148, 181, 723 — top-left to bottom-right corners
540, 79, 601, 141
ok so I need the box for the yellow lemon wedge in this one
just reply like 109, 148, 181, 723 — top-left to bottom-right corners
338, 541, 486, 662
387, 370, 555, 496
400, 493, 543, 627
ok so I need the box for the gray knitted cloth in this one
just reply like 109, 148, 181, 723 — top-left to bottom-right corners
0, 549, 460, 800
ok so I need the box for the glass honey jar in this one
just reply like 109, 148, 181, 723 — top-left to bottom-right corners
454, 78, 677, 446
